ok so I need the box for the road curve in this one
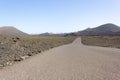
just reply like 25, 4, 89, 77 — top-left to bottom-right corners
0, 38, 120, 80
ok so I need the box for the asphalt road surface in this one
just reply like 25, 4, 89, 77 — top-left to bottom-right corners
0, 38, 120, 80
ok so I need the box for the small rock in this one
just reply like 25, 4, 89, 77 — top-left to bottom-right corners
38, 50, 41, 53
16, 37, 20, 40
20, 56, 29, 60
28, 54, 32, 56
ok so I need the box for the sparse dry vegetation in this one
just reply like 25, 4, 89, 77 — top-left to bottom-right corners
81, 36, 120, 48
0, 35, 76, 68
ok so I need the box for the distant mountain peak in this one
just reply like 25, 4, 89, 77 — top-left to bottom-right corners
98, 23, 119, 28
94, 23, 120, 32
84, 28, 92, 31
76, 23, 120, 35
0, 26, 28, 36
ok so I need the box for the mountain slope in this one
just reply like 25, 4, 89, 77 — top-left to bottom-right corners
76, 23, 120, 35
0, 26, 28, 36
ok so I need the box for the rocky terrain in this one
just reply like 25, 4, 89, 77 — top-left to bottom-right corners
0, 35, 75, 68
81, 36, 120, 48
0, 38, 120, 80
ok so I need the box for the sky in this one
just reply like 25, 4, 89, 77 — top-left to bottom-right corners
0, 0, 120, 34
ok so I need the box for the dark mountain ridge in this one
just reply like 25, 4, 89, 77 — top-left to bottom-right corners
76, 23, 120, 35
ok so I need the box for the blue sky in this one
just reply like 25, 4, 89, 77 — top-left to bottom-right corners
0, 0, 120, 34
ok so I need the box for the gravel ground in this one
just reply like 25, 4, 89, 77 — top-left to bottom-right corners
0, 38, 120, 80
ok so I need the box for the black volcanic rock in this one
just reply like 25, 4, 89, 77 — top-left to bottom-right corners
76, 23, 120, 35
0, 26, 28, 36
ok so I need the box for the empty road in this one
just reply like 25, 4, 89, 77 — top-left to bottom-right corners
0, 38, 120, 80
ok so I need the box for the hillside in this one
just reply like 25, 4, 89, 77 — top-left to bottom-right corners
76, 23, 120, 35
0, 26, 28, 36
